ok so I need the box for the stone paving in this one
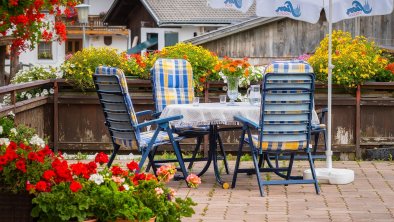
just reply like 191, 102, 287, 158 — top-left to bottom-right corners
160, 160, 394, 222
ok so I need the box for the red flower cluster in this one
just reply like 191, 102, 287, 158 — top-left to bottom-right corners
126, 160, 139, 172
386, 63, 394, 74
70, 181, 83, 192
94, 152, 109, 165
54, 21, 67, 42
2, 0, 79, 51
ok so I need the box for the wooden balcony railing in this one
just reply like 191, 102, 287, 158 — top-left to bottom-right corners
63, 15, 129, 36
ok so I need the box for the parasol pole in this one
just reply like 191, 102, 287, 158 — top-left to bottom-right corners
326, 0, 333, 169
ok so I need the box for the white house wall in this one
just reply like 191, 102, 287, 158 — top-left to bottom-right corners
89, 35, 129, 51
140, 26, 200, 50
86, 0, 115, 15
18, 42, 66, 67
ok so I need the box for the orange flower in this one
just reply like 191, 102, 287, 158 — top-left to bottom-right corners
244, 69, 249, 77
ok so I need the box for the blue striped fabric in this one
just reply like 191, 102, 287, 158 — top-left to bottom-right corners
115, 131, 180, 149
95, 66, 138, 126
151, 59, 194, 112
265, 60, 313, 74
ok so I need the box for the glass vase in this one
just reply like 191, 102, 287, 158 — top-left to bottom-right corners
226, 76, 239, 106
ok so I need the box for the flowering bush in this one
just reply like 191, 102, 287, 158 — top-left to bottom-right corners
11, 65, 59, 102
0, 141, 55, 193
158, 43, 220, 93
308, 30, 388, 88
119, 52, 158, 79
0, 0, 79, 51
31, 152, 197, 222
62, 47, 123, 89
374, 62, 394, 82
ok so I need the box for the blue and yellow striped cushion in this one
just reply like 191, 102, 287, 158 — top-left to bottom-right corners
265, 60, 313, 74
114, 131, 179, 149
245, 134, 307, 151
152, 59, 194, 112
95, 66, 138, 126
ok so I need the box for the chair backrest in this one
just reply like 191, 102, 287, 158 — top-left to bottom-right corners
151, 58, 194, 112
259, 60, 315, 151
93, 66, 141, 149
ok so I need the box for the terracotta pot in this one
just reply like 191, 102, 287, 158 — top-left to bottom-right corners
113, 216, 156, 222
84, 219, 97, 222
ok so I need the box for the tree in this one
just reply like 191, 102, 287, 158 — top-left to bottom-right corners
0, 0, 79, 85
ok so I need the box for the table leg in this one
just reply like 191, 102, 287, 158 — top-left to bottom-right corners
210, 124, 230, 189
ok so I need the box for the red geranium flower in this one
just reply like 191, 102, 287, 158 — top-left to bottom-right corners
43, 170, 56, 181
15, 159, 26, 173
111, 166, 124, 176
126, 161, 139, 172
94, 152, 109, 165
35, 181, 48, 192
87, 161, 97, 174
0, 155, 7, 166
70, 162, 89, 179
7, 141, 17, 150
70, 181, 82, 192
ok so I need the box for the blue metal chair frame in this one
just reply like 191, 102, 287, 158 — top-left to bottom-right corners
148, 58, 229, 176
231, 71, 320, 197
93, 66, 189, 183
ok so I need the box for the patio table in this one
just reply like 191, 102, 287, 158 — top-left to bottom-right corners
160, 102, 319, 188
160, 102, 260, 188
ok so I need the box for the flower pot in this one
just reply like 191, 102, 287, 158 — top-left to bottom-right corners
84, 219, 97, 222
0, 190, 36, 222
112, 216, 156, 222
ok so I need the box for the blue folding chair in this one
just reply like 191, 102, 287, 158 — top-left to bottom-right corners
93, 66, 189, 182
149, 58, 229, 175
232, 61, 320, 196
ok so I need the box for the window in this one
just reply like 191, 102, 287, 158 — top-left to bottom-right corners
164, 32, 178, 47
146, 33, 158, 51
37, 42, 53, 60
65, 39, 82, 55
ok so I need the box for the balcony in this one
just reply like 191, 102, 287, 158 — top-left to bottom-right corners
63, 15, 129, 36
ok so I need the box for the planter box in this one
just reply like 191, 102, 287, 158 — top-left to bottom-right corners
366, 147, 394, 160
0, 191, 36, 222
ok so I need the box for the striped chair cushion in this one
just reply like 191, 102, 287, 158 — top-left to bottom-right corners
245, 134, 308, 151
152, 59, 194, 112
95, 66, 138, 126
114, 131, 180, 149
265, 60, 313, 74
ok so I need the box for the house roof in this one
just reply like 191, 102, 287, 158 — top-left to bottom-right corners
185, 16, 284, 45
105, 0, 257, 26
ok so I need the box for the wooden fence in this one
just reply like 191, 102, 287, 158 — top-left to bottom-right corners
1, 79, 394, 159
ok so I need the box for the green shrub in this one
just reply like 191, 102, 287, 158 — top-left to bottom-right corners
62, 47, 122, 90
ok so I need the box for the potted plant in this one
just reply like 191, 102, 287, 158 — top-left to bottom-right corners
31, 153, 198, 222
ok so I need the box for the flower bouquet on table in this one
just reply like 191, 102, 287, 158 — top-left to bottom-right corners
31, 152, 198, 222
215, 57, 250, 105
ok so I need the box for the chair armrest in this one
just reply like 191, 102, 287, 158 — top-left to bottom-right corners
315, 107, 328, 123
234, 115, 260, 129
151, 111, 162, 119
135, 115, 183, 129
135, 110, 153, 117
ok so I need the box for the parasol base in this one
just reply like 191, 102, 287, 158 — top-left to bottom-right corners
303, 168, 354, 184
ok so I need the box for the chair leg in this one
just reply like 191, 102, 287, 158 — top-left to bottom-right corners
107, 143, 120, 167
231, 131, 245, 189
167, 129, 189, 185
252, 147, 264, 197
138, 147, 152, 173
217, 134, 230, 174
307, 151, 320, 194
145, 146, 159, 172
285, 153, 295, 186
313, 132, 319, 155
187, 136, 203, 170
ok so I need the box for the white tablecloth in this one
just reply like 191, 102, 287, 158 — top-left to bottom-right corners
160, 102, 259, 127
160, 102, 320, 127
